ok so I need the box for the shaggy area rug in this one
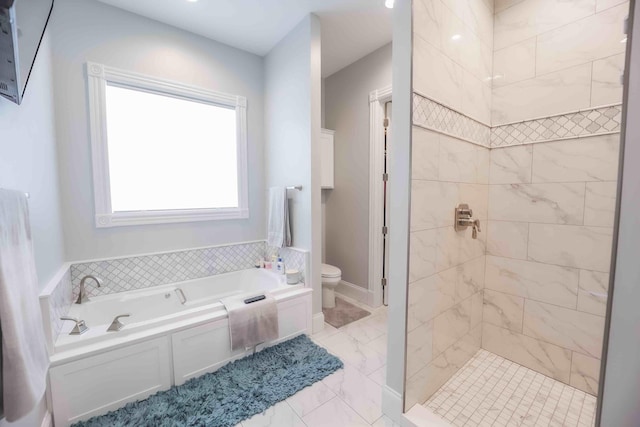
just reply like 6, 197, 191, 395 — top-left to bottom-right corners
72, 334, 343, 427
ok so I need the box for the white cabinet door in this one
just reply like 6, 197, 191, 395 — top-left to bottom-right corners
172, 319, 243, 386
321, 129, 334, 189
49, 336, 172, 427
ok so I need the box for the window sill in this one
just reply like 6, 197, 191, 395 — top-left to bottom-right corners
95, 208, 249, 228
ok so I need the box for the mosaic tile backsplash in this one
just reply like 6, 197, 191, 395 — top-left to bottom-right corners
413, 93, 622, 149
70, 241, 294, 299
48, 268, 73, 345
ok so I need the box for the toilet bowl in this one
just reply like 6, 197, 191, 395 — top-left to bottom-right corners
321, 263, 342, 309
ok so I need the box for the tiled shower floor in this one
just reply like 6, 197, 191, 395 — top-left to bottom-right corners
424, 350, 597, 427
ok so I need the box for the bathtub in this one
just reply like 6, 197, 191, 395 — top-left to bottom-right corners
55, 268, 301, 352
48, 268, 312, 426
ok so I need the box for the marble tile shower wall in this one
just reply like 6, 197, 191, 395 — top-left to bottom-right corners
483, 134, 618, 397
414, 0, 494, 125
405, 125, 489, 409
407, 0, 494, 410
492, 0, 629, 125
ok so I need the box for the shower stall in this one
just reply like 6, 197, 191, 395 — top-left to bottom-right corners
403, 0, 628, 425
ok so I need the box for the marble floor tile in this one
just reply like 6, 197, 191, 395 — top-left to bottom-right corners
371, 415, 402, 427
368, 365, 387, 386
320, 331, 386, 375
302, 397, 370, 427
341, 319, 386, 345
286, 380, 336, 418
242, 401, 305, 427
322, 363, 384, 423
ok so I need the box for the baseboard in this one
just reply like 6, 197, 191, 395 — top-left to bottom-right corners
336, 280, 375, 307
382, 385, 408, 426
312, 312, 325, 334
41, 411, 53, 427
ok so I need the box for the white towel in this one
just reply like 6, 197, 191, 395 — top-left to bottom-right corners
0, 190, 49, 421
267, 187, 291, 248
220, 293, 279, 352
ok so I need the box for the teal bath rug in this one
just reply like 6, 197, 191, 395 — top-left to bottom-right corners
73, 335, 343, 427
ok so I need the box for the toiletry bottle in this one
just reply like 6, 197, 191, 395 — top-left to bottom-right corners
276, 257, 285, 275
271, 255, 278, 271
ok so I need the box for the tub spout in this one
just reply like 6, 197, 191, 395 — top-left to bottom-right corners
76, 275, 103, 304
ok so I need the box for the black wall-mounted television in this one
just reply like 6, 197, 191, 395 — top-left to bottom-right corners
0, 0, 54, 105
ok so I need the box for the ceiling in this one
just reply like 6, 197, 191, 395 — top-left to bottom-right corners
96, 0, 393, 77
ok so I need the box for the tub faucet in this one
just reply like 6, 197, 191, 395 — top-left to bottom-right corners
76, 275, 103, 304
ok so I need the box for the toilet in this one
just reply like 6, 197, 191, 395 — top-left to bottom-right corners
321, 263, 342, 309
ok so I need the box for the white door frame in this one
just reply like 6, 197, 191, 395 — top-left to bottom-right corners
369, 85, 392, 308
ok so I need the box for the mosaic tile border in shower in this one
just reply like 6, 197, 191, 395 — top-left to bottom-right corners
412, 94, 622, 149
413, 93, 491, 148
70, 241, 267, 298
491, 104, 622, 148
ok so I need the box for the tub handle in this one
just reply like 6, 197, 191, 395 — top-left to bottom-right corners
175, 288, 187, 305
60, 317, 89, 335
107, 314, 130, 332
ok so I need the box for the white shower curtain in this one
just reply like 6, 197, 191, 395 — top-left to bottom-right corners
0, 189, 49, 421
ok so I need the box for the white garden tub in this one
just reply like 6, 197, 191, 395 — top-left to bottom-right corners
49, 268, 312, 426
55, 268, 303, 353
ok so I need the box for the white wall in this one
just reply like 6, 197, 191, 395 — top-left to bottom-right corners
0, 35, 65, 288
385, 0, 412, 414
0, 34, 64, 427
49, 0, 266, 261
324, 43, 392, 289
265, 15, 322, 315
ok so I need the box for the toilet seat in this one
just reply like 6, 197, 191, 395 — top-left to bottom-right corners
321, 263, 341, 278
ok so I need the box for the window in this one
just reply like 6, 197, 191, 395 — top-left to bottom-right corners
86, 62, 248, 227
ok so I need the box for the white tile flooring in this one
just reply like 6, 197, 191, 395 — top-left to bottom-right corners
236, 300, 400, 427
424, 350, 597, 427
234, 299, 598, 427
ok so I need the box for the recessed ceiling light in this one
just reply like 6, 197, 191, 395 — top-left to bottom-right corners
385, 0, 394, 9
186, 0, 198, 2
451, 34, 462, 41
621, 37, 628, 43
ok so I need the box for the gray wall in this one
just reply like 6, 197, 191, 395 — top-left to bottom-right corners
0, 34, 64, 427
324, 43, 392, 289
49, 0, 266, 261
265, 15, 323, 315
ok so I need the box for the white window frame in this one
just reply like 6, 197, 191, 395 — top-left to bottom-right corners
86, 62, 249, 228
